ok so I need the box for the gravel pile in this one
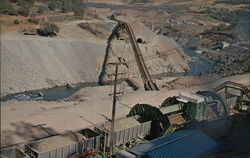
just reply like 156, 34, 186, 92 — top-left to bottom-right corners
34, 133, 84, 152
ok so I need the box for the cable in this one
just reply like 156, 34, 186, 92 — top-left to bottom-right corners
127, 44, 188, 63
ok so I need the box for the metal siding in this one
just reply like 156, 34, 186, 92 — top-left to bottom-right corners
95, 136, 100, 151
132, 126, 136, 138
50, 149, 56, 158
121, 130, 124, 144
141, 124, 145, 138
40, 151, 49, 158
116, 131, 120, 145
96, 121, 151, 147
134, 126, 138, 138
128, 127, 132, 140
129, 130, 217, 158
124, 128, 129, 142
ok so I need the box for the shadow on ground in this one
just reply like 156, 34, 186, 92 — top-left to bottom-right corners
1, 121, 58, 148
184, 113, 250, 157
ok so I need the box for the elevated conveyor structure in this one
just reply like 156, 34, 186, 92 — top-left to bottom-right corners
214, 81, 250, 110
104, 21, 159, 91
214, 81, 250, 99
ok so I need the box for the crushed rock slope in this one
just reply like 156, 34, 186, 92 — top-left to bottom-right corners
1, 34, 106, 95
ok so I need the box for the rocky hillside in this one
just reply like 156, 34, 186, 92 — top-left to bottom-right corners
1, 18, 190, 96
1, 33, 106, 96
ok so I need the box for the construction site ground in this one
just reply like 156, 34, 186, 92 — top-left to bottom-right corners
1, 1, 249, 157
1, 74, 249, 148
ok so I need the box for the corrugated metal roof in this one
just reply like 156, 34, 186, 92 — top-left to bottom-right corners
128, 130, 217, 158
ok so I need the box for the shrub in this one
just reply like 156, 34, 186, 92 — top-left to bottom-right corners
17, 0, 33, 8
8, 8, 18, 15
55, 1, 63, 10
72, 0, 87, 16
48, 2, 56, 10
37, 6, 47, 14
13, 19, 19, 24
48, 1, 63, 10
62, 3, 71, 13
38, 22, 60, 37
0, 0, 17, 15
73, 6, 85, 17
18, 6, 29, 16
28, 18, 39, 24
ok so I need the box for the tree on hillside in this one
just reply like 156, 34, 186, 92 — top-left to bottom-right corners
48, 1, 57, 10
38, 22, 60, 37
0, 0, 17, 15
37, 5, 47, 14
72, 0, 87, 16
18, 6, 29, 16
17, 0, 34, 16
62, 3, 71, 12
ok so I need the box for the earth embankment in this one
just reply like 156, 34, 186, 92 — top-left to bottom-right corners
1, 35, 106, 96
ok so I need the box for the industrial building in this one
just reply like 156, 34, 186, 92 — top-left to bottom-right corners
116, 130, 217, 158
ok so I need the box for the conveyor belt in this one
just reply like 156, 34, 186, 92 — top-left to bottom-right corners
111, 21, 159, 91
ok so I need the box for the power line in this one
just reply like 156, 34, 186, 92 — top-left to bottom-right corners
127, 44, 189, 63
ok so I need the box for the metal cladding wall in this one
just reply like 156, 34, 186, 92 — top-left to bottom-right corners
111, 121, 151, 146
95, 121, 151, 147
79, 136, 101, 153
1, 147, 29, 158
128, 130, 217, 158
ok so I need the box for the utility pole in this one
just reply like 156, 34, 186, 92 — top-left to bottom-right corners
108, 62, 127, 156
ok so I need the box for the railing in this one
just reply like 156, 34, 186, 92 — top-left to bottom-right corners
214, 81, 250, 98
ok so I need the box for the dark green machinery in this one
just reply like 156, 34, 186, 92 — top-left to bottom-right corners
127, 104, 170, 139
127, 81, 249, 139
128, 91, 228, 139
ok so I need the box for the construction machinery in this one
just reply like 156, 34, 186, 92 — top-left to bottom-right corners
1, 81, 248, 158
99, 20, 159, 91
128, 91, 228, 139
127, 81, 250, 140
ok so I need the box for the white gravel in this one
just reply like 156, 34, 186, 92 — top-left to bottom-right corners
34, 133, 83, 152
